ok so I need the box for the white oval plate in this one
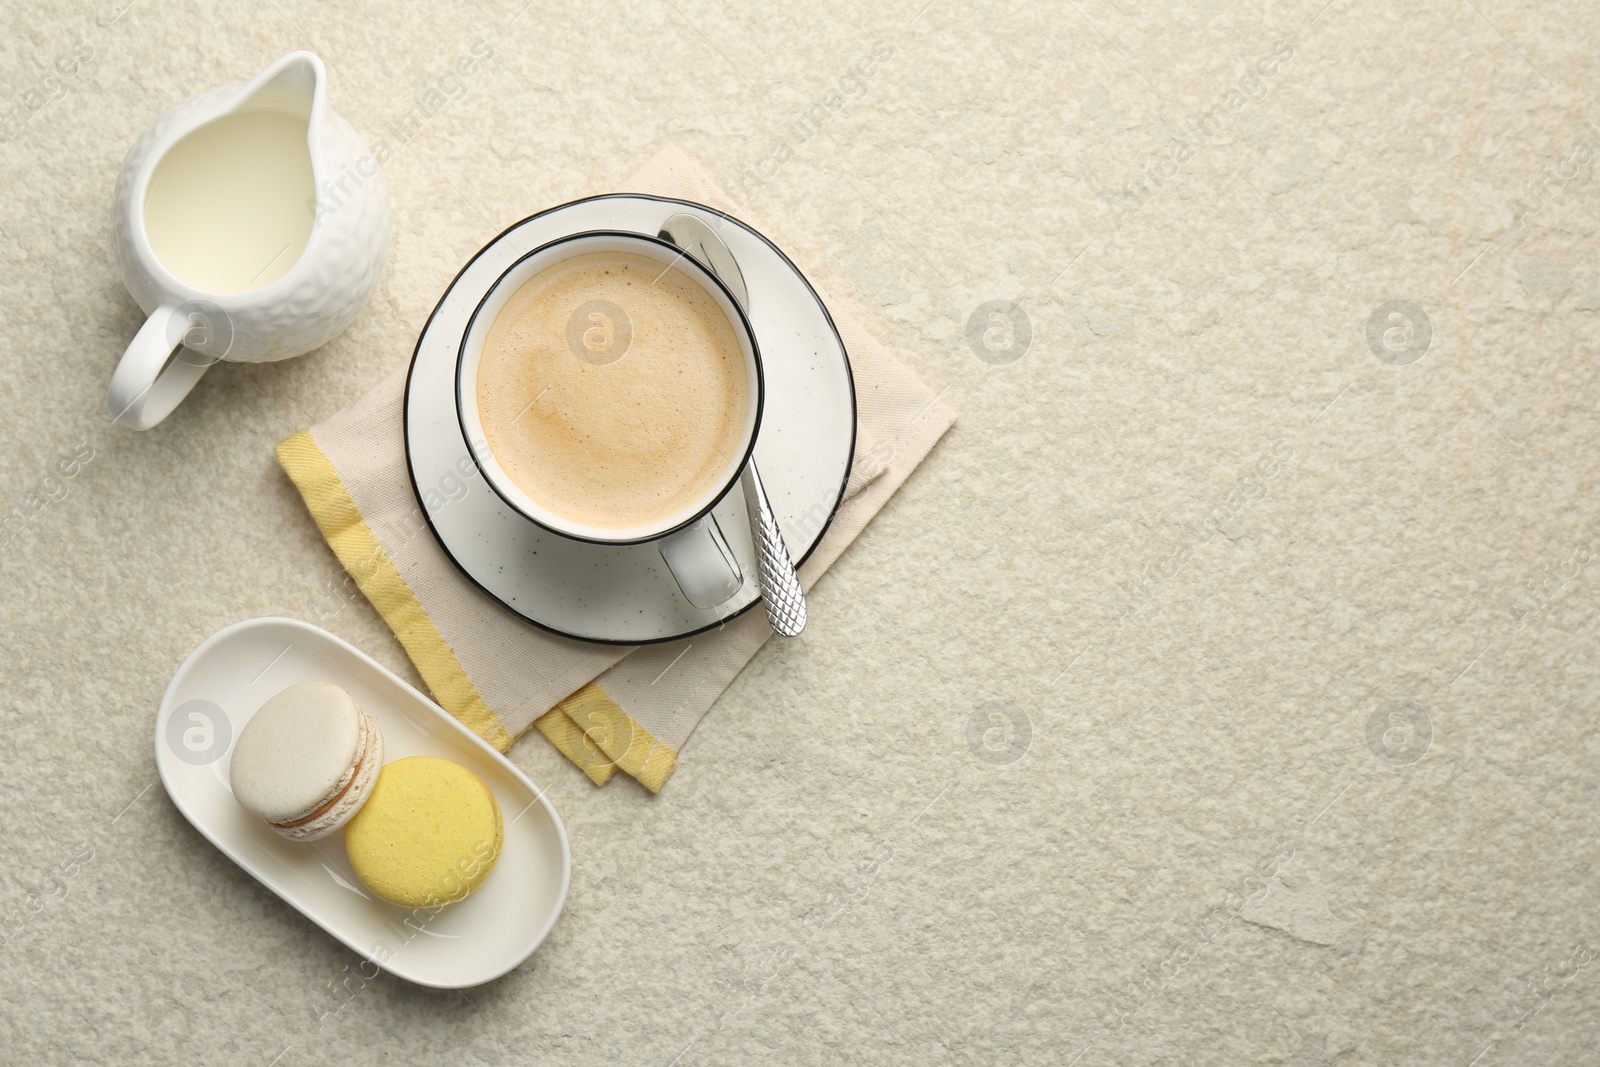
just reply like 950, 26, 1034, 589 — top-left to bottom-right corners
153, 617, 570, 988
404, 193, 857, 645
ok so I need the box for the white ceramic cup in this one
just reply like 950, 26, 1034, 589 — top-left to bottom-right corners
456, 230, 764, 610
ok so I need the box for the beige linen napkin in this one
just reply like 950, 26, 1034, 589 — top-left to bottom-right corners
275, 145, 955, 791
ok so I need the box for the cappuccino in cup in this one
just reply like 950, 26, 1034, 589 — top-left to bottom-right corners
473, 250, 751, 532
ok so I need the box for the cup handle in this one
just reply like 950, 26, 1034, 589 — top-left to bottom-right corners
107, 303, 214, 430
659, 515, 744, 609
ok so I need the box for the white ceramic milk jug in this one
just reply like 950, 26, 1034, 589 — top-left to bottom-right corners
109, 51, 390, 429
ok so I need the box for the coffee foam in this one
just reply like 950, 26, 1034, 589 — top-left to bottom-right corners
476, 251, 750, 530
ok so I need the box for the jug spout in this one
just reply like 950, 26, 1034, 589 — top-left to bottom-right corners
237, 51, 324, 123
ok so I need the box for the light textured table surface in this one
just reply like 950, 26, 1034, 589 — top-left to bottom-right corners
4, 1, 1599, 1063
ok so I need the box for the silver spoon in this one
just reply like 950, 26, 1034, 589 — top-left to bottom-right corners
659, 212, 807, 637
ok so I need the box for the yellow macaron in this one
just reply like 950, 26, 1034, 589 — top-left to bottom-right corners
343, 756, 503, 909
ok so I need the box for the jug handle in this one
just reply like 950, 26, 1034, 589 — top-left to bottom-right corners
108, 302, 215, 430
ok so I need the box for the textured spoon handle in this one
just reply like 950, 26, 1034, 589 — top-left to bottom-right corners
742, 463, 807, 636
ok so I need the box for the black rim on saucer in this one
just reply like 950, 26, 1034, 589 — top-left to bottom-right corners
403, 193, 858, 646
452, 229, 766, 548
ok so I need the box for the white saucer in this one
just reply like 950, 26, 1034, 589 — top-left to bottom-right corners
404, 194, 856, 645
154, 618, 570, 988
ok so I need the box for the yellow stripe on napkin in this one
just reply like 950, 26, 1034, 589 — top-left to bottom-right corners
276, 428, 678, 791
275, 429, 513, 751
548, 683, 678, 792
532, 706, 617, 787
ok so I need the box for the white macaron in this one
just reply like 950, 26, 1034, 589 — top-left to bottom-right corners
229, 681, 383, 842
